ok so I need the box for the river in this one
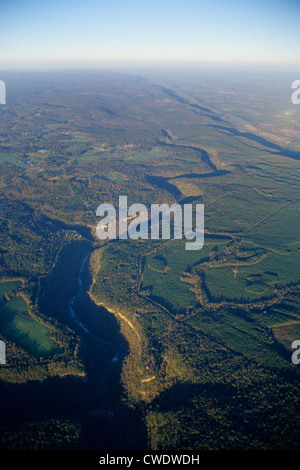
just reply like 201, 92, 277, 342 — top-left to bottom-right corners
0, 239, 146, 450
62, 245, 139, 449
67, 251, 126, 412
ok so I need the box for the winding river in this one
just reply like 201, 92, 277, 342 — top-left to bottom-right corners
65, 248, 133, 448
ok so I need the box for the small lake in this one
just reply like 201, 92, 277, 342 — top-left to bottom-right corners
0, 281, 59, 358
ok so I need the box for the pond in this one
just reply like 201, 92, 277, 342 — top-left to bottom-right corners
0, 281, 59, 358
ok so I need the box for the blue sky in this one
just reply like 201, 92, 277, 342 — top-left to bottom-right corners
0, 0, 299, 69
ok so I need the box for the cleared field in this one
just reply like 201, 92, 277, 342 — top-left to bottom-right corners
142, 236, 230, 313
128, 149, 168, 161
204, 246, 300, 302
0, 153, 20, 165
245, 199, 300, 253
271, 322, 300, 346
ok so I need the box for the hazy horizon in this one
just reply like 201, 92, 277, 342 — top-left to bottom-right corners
0, 0, 299, 70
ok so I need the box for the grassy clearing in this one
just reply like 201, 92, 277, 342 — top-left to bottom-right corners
271, 322, 300, 353
142, 237, 229, 313
0, 153, 20, 165
205, 248, 300, 302
125, 149, 167, 161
